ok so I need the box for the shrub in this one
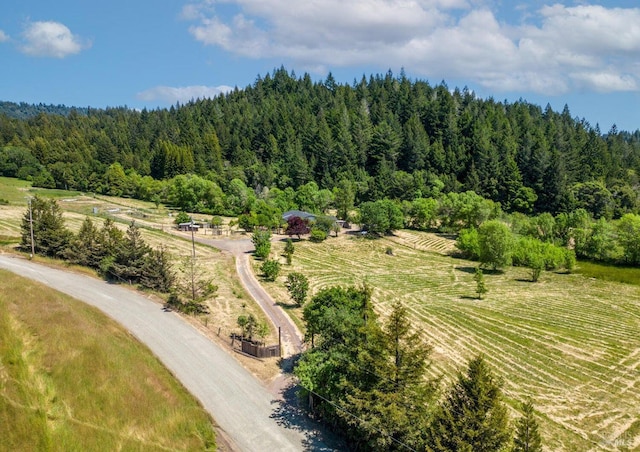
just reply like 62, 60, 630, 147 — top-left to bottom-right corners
313, 215, 335, 234
174, 211, 191, 225
456, 228, 480, 260
165, 292, 210, 316
563, 249, 576, 272
309, 228, 327, 242
261, 259, 281, 281
513, 236, 574, 281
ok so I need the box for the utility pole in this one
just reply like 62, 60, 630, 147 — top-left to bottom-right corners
27, 197, 35, 259
190, 218, 196, 301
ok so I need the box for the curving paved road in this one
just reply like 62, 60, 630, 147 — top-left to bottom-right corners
0, 253, 332, 452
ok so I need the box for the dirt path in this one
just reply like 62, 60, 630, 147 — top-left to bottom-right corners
188, 234, 304, 360
0, 253, 334, 452
185, 233, 306, 400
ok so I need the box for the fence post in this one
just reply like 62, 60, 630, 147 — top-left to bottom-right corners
278, 327, 282, 357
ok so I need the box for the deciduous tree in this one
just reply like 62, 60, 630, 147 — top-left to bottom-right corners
283, 238, 295, 264
286, 216, 310, 240
359, 199, 403, 236
617, 213, 640, 265
252, 229, 271, 259
285, 272, 309, 306
478, 220, 514, 270
261, 259, 280, 281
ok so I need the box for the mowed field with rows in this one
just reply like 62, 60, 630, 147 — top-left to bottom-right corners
268, 231, 640, 451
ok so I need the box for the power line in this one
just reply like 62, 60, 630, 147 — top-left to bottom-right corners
295, 380, 418, 452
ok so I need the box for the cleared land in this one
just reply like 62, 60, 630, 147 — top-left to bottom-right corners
0, 270, 216, 451
266, 230, 640, 452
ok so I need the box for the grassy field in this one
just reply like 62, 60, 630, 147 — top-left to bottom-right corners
576, 260, 640, 287
0, 270, 217, 451
265, 231, 640, 451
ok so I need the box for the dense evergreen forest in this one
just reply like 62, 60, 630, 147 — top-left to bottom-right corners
2, 67, 640, 219
0, 101, 90, 120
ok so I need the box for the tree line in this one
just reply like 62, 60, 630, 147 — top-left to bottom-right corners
18, 196, 213, 314
1, 67, 639, 220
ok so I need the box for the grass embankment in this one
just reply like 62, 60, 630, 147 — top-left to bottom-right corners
0, 270, 216, 451
266, 231, 640, 451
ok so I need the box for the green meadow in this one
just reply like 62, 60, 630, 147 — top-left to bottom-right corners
0, 270, 216, 451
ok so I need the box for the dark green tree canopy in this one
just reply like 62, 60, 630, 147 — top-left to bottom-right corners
296, 288, 438, 450
2, 69, 639, 219
428, 355, 510, 452
21, 195, 71, 258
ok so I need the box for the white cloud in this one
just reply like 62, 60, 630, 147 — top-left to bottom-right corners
136, 85, 234, 103
570, 71, 637, 93
21, 21, 89, 58
0, 30, 9, 42
183, 1, 640, 94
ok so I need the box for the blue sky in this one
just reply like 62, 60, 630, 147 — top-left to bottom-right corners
1, 0, 639, 132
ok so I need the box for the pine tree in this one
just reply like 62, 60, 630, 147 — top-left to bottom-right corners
513, 398, 543, 452
428, 355, 510, 452
21, 195, 72, 258
140, 246, 175, 293
108, 221, 151, 283
474, 267, 487, 299
341, 301, 437, 450
64, 217, 104, 268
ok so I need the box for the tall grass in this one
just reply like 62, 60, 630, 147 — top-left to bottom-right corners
0, 270, 216, 451
576, 260, 640, 286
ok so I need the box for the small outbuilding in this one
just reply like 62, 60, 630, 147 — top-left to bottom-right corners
177, 222, 200, 232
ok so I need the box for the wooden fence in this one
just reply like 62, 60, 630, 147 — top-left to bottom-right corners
241, 340, 281, 358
